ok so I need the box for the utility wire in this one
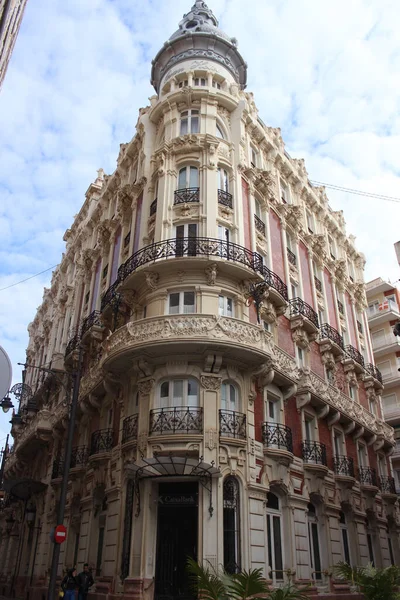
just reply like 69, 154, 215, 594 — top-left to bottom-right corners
0, 265, 58, 292
310, 180, 400, 204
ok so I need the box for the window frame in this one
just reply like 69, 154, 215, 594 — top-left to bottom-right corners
218, 295, 234, 318
266, 492, 284, 583
223, 476, 241, 574
180, 109, 200, 135
221, 381, 240, 412
178, 165, 199, 190
158, 378, 199, 408
167, 291, 196, 315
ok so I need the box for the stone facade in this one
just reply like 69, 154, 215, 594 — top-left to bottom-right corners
0, 2, 398, 599
0, 0, 28, 90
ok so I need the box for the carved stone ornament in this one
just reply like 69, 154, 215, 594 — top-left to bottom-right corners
252, 358, 274, 389
292, 326, 311, 350
321, 350, 336, 373
144, 271, 159, 291
205, 263, 218, 285
200, 375, 222, 391
138, 379, 155, 396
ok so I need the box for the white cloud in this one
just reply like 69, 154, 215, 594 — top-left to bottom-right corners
0, 0, 400, 437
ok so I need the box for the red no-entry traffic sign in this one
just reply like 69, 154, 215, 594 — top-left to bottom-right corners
54, 524, 67, 544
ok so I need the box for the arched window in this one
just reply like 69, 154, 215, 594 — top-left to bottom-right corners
221, 382, 240, 412
159, 378, 199, 408
223, 477, 241, 573
307, 503, 322, 580
218, 167, 229, 192
266, 493, 283, 582
180, 109, 199, 135
178, 166, 199, 190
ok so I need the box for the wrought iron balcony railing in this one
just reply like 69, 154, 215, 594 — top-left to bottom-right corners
262, 423, 293, 453
333, 455, 355, 478
90, 428, 114, 455
358, 466, 378, 487
345, 345, 365, 368
100, 279, 121, 312
379, 476, 396, 494
149, 407, 203, 435
70, 446, 89, 469
337, 300, 345, 315
314, 276, 322, 293
150, 198, 157, 216
320, 323, 344, 349
65, 328, 80, 357
365, 363, 383, 384
254, 214, 266, 236
81, 310, 103, 337
174, 187, 200, 205
122, 414, 139, 444
302, 441, 327, 466
289, 297, 319, 328
218, 189, 233, 209
114, 237, 288, 301
287, 248, 297, 266
52, 456, 64, 479
219, 410, 247, 440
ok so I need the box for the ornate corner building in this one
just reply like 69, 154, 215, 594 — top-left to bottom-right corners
0, 0, 28, 90
1, 2, 398, 599
366, 278, 400, 493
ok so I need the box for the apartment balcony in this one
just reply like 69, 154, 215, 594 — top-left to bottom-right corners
379, 476, 397, 501
262, 423, 293, 464
371, 333, 400, 359
51, 456, 63, 482
365, 363, 383, 386
378, 367, 400, 391
254, 214, 266, 236
333, 455, 355, 487
319, 323, 344, 358
81, 310, 103, 341
149, 407, 203, 437
287, 248, 297, 267
368, 298, 400, 326
90, 428, 114, 462
173, 187, 200, 205
344, 344, 365, 374
122, 414, 138, 446
219, 410, 246, 441
218, 189, 233, 209
70, 446, 89, 475
289, 297, 319, 336
65, 328, 80, 358
302, 441, 328, 476
358, 466, 379, 494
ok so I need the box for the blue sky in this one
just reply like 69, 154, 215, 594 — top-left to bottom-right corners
0, 0, 400, 442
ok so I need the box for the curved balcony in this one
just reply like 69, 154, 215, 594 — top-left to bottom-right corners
302, 441, 328, 476
100, 279, 121, 312
358, 466, 378, 493
333, 455, 355, 486
102, 314, 275, 371
218, 189, 233, 209
219, 410, 246, 441
319, 323, 344, 358
174, 187, 200, 205
122, 414, 139, 445
379, 476, 397, 500
289, 297, 319, 334
81, 310, 103, 338
365, 363, 383, 385
90, 428, 114, 457
262, 423, 293, 464
149, 407, 203, 436
70, 446, 89, 472
344, 344, 365, 374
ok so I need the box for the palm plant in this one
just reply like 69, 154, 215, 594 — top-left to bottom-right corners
335, 561, 400, 600
266, 584, 310, 600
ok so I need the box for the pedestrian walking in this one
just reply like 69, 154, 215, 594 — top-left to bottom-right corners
61, 568, 78, 600
77, 563, 94, 600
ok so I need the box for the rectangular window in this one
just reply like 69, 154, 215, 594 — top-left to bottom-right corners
267, 514, 284, 581
358, 444, 367, 468
218, 224, 230, 243
309, 521, 322, 580
388, 537, 395, 566
304, 416, 314, 442
341, 528, 351, 565
367, 533, 375, 567
306, 210, 315, 234
219, 296, 234, 317
96, 527, 105, 576
168, 291, 195, 314
328, 236, 336, 260
110, 228, 122, 284
296, 346, 304, 368
281, 181, 290, 204
90, 259, 102, 312
251, 146, 258, 168
333, 431, 343, 457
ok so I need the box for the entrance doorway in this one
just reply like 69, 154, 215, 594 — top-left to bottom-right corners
155, 481, 198, 600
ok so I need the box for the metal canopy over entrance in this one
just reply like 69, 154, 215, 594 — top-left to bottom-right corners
126, 454, 221, 517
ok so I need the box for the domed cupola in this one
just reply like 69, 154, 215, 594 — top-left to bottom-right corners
151, 0, 247, 93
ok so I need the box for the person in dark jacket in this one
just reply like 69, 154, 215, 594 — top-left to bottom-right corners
77, 564, 94, 600
61, 568, 78, 600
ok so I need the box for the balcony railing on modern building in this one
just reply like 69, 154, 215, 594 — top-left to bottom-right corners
219, 410, 246, 440
314, 276, 322, 293
81, 310, 103, 337
150, 198, 157, 216
122, 414, 139, 444
70, 446, 89, 469
52, 456, 64, 479
345, 345, 365, 369
218, 189, 233, 209
302, 441, 327, 466
358, 466, 378, 487
262, 423, 293, 453
337, 300, 345, 315
149, 407, 203, 435
333, 455, 355, 478
90, 428, 114, 455
287, 248, 297, 266
320, 323, 344, 349
380, 476, 396, 495
365, 363, 383, 384
368, 298, 399, 318
254, 214, 266, 236
289, 298, 319, 328
114, 237, 288, 302
174, 187, 200, 205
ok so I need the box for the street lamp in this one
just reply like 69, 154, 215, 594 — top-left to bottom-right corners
0, 396, 13, 413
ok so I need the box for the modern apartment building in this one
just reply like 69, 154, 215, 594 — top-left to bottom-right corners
366, 278, 400, 491
0, 2, 397, 599
0, 0, 28, 89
